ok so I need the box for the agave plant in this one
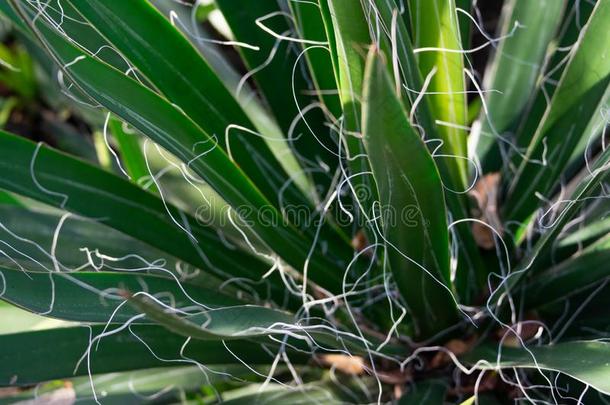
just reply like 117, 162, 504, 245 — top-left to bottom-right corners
0, 0, 608, 403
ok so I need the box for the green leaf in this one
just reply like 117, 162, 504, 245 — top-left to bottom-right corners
398, 379, 447, 404
505, 0, 610, 225
0, 205, 183, 275
523, 235, 610, 308
0, 191, 21, 206
322, 0, 370, 108
474, 0, 566, 173
408, 0, 468, 188
0, 1, 27, 32
9, 5, 348, 293
565, 96, 610, 175
0, 42, 36, 101
0, 268, 242, 323
0, 302, 70, 335
455, 0, 472, 50
0, 325, 284, 386
218, 383, 343, 405
289, 0, 342, 117
214, 0, 347, 244
362, 48, 457, 337
92, 130, 113, 171
75, 366, 225, 404
214, 0, 324, 134
465, 341, 610, 395
280, 0, 346, 198
370, 0, 485, 302
322, 0, 379, 220
107, 117, 155, 191
128, 293, 293, 340
370, 0, 437, 145
128, 293, 369, 355
2, 366, 218, 404
558, 215, 610, 249
0, 97, 18, 128
209, 0, 288, 131
6, 0, 130, 75
0, 132, 278, 296
513, 0, 597, 152
149, 0, 309, 198
527, 178, 610, 269
64, 0, 306, 209
491, 146, 610, 304
13, 11, 273, 215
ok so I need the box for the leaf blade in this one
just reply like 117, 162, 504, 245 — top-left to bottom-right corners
474, 0, 566, 172
8, 5, 348, 293
0, 132, 279, 297
65, 0, 304, 209
465, 341, 610, 395
370, 0, 486, 303
0, 268, 243, 324
408, 0, 468, 188
491, 146, 610, 305
505, 0, 610, 225
0, 325, 284, 386
107, 117, 154, 190
523, 235, 610, 308
362, 49, 457, 337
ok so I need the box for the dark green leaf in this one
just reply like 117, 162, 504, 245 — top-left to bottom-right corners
64, 0, 305, 209
0, 132, 279, 297
399, 379, 447, 404
289, 0, 342, 117
0, 325, 285, 386
362, 48, 457, 337
523, 235, 610, 308
322, 0, 379, 222
475, 0, 566, 173
505, 0, 610, 225
514, 0, 597, 152
214, 0, 351, 253
370, 0, 485, 302
128, 293, 370, 354
558, 215, 610, 249
2, 366, 217, 405
465, 341, 610, 395
128, 293, 293, 340
0, 268, 242, 323
219, 383, 342, 405
7, 5, 349, 293
108, 117, 155, 191
491, 146, 610, 304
